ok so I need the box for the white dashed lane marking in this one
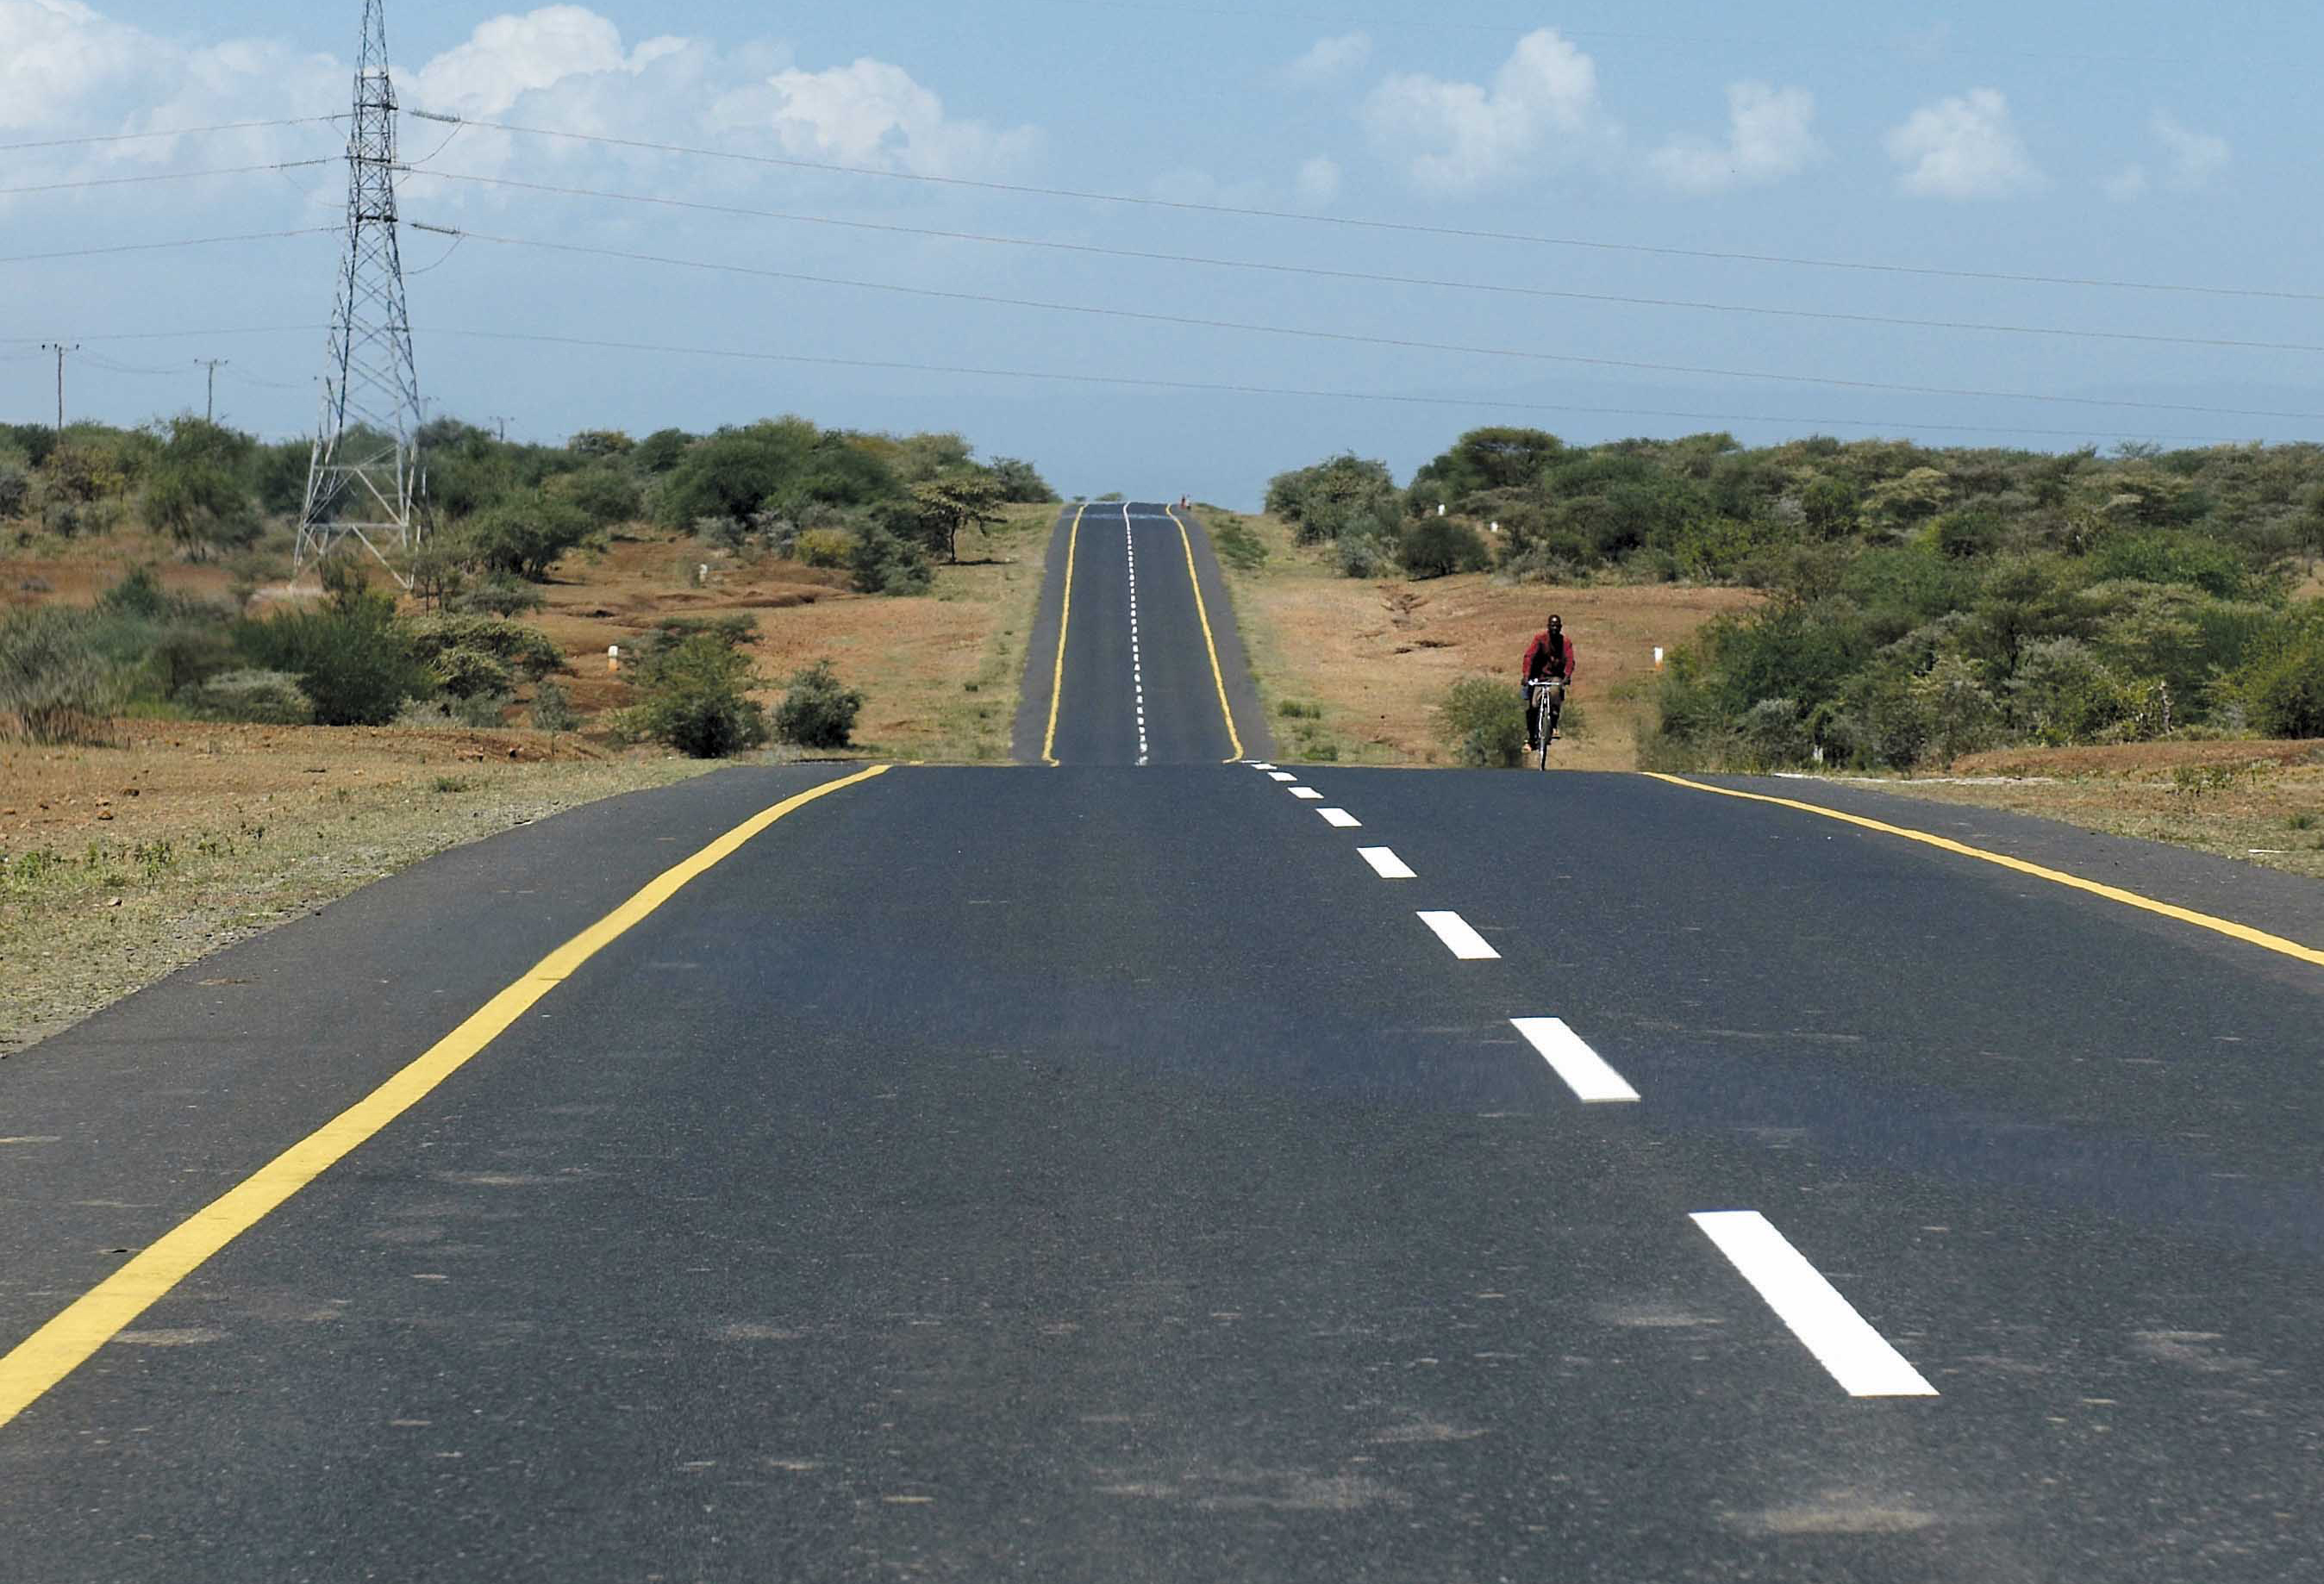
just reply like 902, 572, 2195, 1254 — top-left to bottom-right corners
1690, 1212, 1939, 1399
1290, 788, 1324, 801
1510, 1018, 1639, 1104
1416, 911, 1499, 960
1318, 808, 1362, 828
1124, 505, 1148, 764
1357, 847, 1416, 880
1249, 763, 1276, 770
1268, 771, 1297, 783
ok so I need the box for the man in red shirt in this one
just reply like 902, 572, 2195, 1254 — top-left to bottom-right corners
1521, 614, 1577, 752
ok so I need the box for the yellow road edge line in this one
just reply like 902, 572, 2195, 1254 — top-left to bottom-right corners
1166, 505, 1246, 764
0, 764, 893, 1431
1642, 771, 2324, 968
1040, 503, 1084, 766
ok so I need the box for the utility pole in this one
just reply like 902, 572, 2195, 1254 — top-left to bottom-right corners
196, 359, 229, 423
488, 415, 514, 443
39, 342, 78, 433
297, 0, 424, 583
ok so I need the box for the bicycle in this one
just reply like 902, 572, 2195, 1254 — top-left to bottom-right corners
1526, 677, 1567, 770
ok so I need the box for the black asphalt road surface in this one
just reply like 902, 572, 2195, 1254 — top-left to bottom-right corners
3, 560, 2322, 1580
1012, 502, 1267, 766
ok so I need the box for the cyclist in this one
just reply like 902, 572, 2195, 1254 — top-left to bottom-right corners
1521, 614, 1577, 753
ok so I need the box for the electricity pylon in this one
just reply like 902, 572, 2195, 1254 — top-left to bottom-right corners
296, 0, 424, 582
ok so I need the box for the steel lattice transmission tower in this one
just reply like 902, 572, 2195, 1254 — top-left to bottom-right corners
296, 0, 424, 580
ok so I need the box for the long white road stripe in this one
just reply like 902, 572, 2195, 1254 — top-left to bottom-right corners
1269, 771, 1297, 782
1318, 808, 1362, 828
1510, 1018, 1639, 1103
1358, 847, 1416, 880
1290, 788, 1324, 801
1417, 911, 1499, 960
1690, 1212, 1939, 1398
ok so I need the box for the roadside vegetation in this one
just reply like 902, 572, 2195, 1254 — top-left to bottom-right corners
0, 412, 1063, 1051
3, 413, 1059, 761
1262, 427, 2324, 775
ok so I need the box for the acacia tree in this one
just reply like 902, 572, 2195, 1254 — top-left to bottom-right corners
911, 469, 1007, 563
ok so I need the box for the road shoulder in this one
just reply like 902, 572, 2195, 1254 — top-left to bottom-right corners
1698, 773, 2324, 955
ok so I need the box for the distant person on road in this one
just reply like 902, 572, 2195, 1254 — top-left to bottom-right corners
1521, 614, 1577, 752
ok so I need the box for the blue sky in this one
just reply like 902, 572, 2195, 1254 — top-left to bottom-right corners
3, 1, 2317, 506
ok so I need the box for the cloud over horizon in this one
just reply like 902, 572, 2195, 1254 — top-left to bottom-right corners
1884, 87, 2044, 199
1362, 28, 1615, 195
1650, 81, 1823, 193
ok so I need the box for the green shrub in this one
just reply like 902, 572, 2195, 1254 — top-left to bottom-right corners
1438, 675, 1526, 768
772, 659, 865, 749
988, 457, 1057, 503
0, 608, 127, 743
0, 460, 29, 520
1398, 518, 1491, 579
463, 493, 598, 581
547, 465, 643, 527
529, 677, 579, 733
147, 460, 259, 559
428, 645, 516, 701
448, 572, 547, 616
147, 621, 241, 700
793, 527, 856, 568
1337, 533, 1397, 579
235, 591, 434, 727
849, 524, 933, 596
634, 633, 768, 758
404, 615, 565, 678
2005, 639, 2148, 745
2221, 620, 2324, 738
179, 668, 315, 726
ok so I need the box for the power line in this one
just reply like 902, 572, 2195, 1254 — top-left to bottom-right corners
413, 327, 2266, 446
417, 227, 2324, 427
0, 327, 326, 346
413, 111, 2324, 306
0, 159, 337, 197
7, 315, 2290, 446
0, 228, 338, 266
405, 170, 2324, 422
0, 116, 341, 154
79, 352, 186, 376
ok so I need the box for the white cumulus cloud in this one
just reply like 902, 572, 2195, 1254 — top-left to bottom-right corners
1884, 87, 2043, 198
2152, 111, 2229, 190
0, 0, 149, 128
410, 6, 690, 120
0, 0, 339, 180
1282, 32, 1371, 87
716, 56, 1040, 178
1295, 155, 1341, 206
1650, 82, 1822, 193
1363, 28, 1613, 195
2103, 165, 2150, 202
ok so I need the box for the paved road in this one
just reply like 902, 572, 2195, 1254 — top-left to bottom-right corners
1012, 502, 1267, 767
3, 529, 2322, 1581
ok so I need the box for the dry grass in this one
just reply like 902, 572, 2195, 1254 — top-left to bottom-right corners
0, 721, 725, 1055
1832, 741, 2324, 881
0, 503, 1064, 1051
530, 503, 1059, 763
1209, 508, 1757, 769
